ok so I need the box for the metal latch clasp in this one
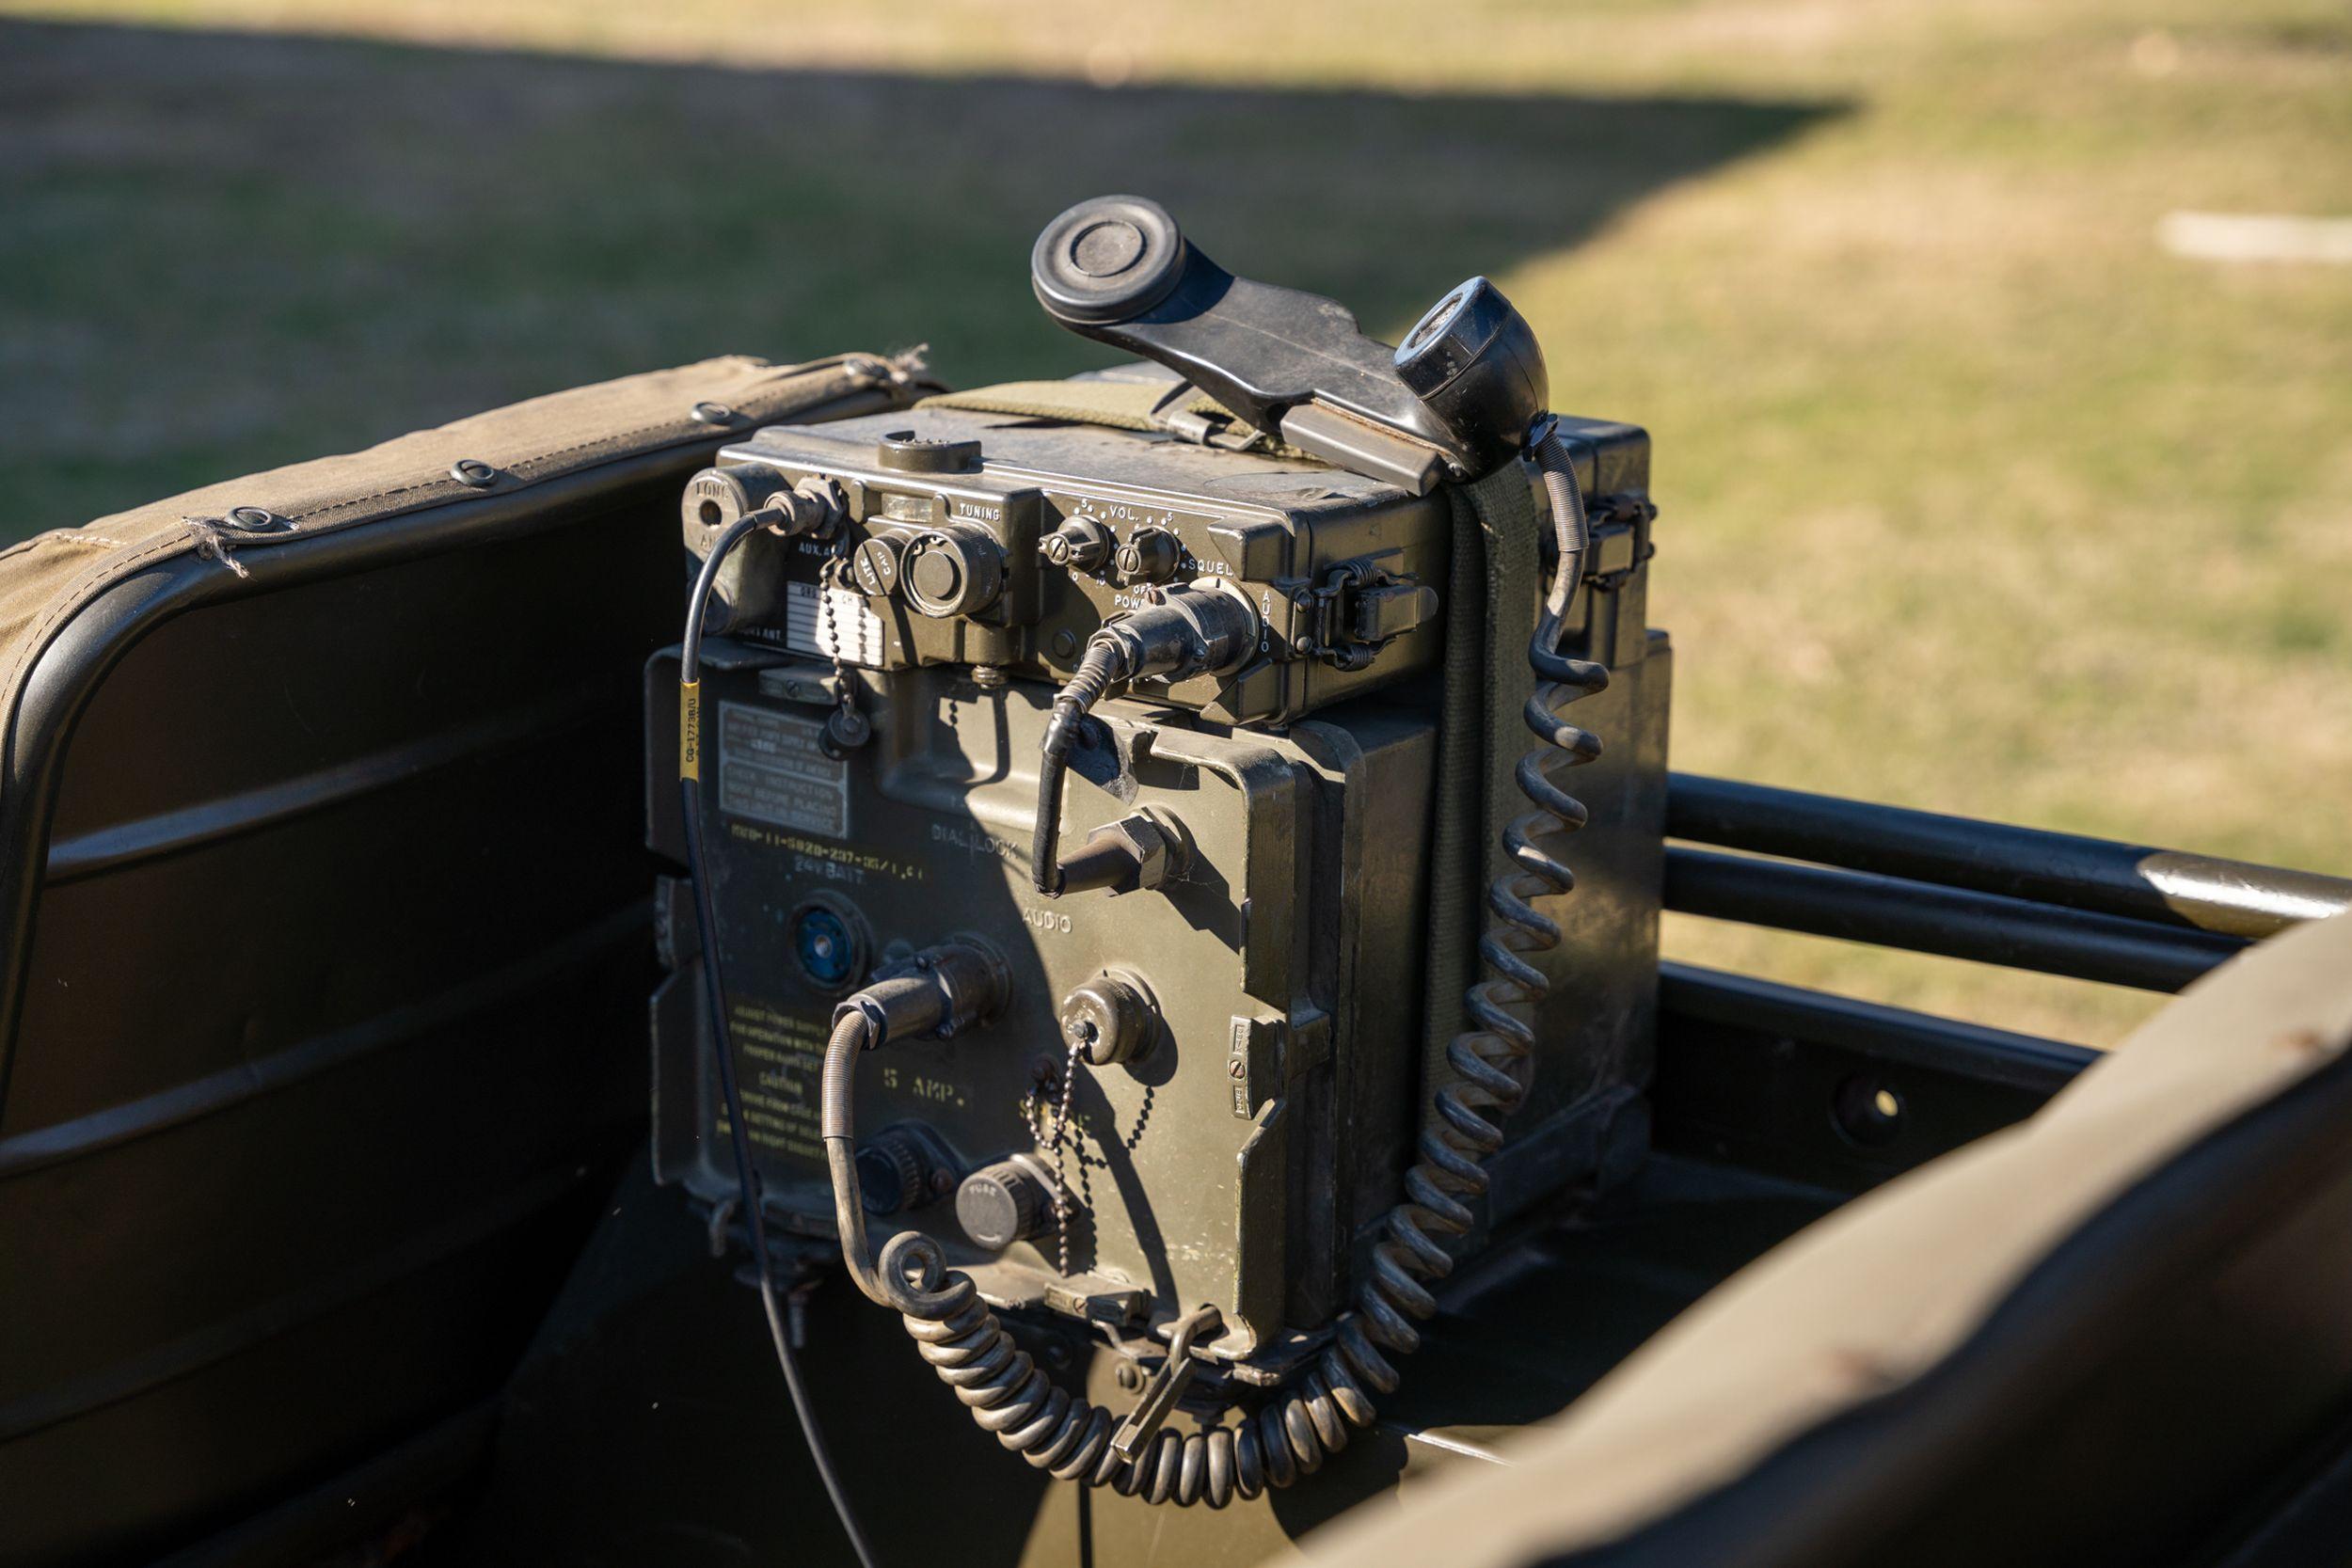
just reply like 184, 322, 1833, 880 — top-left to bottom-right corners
1109, 1304, 1226, 1467
1298, 561, 1438, 672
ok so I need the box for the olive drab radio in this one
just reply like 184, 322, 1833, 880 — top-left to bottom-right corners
648, 196, 1668, 1514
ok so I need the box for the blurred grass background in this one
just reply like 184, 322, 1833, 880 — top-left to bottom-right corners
3, 0, 2346, 1043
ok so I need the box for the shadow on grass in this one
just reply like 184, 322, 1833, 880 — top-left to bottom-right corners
0, 16, 1836, 539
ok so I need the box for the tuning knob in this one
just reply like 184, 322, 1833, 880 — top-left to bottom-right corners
956, 1156, 1052, 1252
901, 525, 1006, 618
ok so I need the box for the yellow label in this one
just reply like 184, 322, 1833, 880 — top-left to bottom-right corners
679, 680, 702, 781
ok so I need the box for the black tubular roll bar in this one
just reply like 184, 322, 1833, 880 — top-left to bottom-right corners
1651, 773, 2352, 1192
1664, 774, 2352, 990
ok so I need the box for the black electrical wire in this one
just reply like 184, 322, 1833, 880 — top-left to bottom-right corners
679, 517, 882, 1568
1031, 633, 1131, 895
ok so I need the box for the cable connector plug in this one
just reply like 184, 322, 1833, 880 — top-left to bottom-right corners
831, 940, 1009, 1052
1033, 584, 1256, 897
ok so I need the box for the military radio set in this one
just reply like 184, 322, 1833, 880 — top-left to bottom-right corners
648, 196, 1668, 1522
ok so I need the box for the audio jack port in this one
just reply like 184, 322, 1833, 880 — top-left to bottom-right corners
1059, 971, 1157, 1066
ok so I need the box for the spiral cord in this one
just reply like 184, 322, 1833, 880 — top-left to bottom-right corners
842, 425, 1613, 1509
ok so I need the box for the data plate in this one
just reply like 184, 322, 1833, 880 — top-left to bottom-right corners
716, 701, 848, 837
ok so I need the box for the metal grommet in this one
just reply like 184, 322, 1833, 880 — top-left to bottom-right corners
690, 402, 738, 426
220, 505, 290, 533
450, 458, 500, 488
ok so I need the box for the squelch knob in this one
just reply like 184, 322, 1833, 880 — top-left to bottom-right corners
956, 1156, 1052, 1252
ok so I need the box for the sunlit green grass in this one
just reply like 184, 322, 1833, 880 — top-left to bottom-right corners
2, 0, 2345, 1043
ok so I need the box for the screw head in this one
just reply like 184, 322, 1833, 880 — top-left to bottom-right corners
1116, 1362, 1145, 1391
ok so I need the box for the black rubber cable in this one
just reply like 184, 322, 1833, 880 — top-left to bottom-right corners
680, 518, 883, 1568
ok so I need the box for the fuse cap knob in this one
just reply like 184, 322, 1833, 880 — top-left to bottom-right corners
957, 1156, 1052, 1252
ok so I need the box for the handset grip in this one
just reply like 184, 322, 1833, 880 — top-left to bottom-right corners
1030, 195, 1549, 492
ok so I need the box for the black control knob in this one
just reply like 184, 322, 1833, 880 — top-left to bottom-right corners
855, 1131, 930, 1216
1041, 515, 1114, 572
901, 526, 1006, 618
1113, 526, 1183, 586
956, 1156, 1051, 1252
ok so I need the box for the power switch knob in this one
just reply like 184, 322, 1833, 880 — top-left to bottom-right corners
1113, 526, 1183, 586
956, 1156, 1051, 1253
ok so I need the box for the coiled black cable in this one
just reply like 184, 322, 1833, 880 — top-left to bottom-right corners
830, 424, 1608, 1507
679, 519, 882, 1568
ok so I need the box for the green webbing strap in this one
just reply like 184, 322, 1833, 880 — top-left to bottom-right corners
918, 379, 1313, 460
928, 376, 1536, 1117
1418, 465, 1541, 1101
920, 378, 1178, 430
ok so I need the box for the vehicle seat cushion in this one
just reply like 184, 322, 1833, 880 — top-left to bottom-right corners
1308, 911, 2352, 1567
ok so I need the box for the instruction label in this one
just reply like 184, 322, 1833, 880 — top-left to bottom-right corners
714, 997, 829, 1166
718, 701, 848, 838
